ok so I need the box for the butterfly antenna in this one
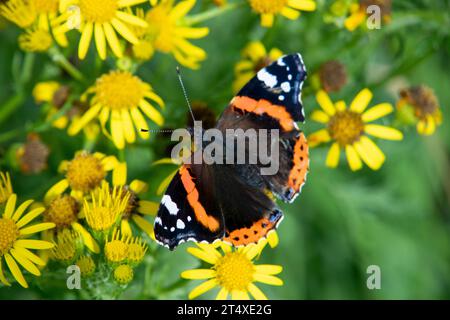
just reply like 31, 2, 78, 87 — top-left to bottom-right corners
176, 66, 196, 123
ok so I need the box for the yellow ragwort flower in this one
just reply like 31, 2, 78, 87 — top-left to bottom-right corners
397, 85, 442, 136
68, 70, 164, 149
308, 89, 403, 171
60, 0, 148, 59
145, 0, 209, 69
76, 255, 96, 277
0, 0, 37, 28
104, 228, 129, 263
32, 81, 60, 104
113, 162, 158, 238
0, 194, 55, 288
233, 41, 283, 93
0, 172, 13, 205
83, 181, 130, 232
31, 0, 69, 46
50, 229, 80, 263
113, 264, 133, 284
18, 27, 52, 52
248, 0, 316, 28
181, 242, 283, 300
45, 151, 118, 200
127, 236, 147, 263
128, 8, 154, 61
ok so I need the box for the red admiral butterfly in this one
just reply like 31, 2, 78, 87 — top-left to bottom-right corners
155, 53, 309, 249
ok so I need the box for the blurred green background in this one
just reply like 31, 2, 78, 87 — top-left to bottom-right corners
1, 0, 449, 299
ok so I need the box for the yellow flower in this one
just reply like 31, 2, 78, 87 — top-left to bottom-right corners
83, 181, 130, 232
60, 0, 148, 60
233, 41, 283, 93
127, 236, 147, 263
128, 8, 154, 61
50, 229, 80, 263
113, 162, 158, 238
68, 70, 164, 149
344, 0, 392, 32
145, 0, 209, 69
0, 172, 13, 205
76, 255, 95, 277
31, 0, 69, 46
181, 242, 283, 300
0, 0, 36, 28
0, 194, 55, 288
104, 228, 129, 263
308, 89, 403, 171
32, 81, 60, 104
18, 27, 52, 52
397, 85, 442, 136
113, 264, 133, 284
45, 151, 118, 200
248, 0, 316, 28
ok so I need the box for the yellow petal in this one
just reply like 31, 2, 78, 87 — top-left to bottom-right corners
188, 279, 217, 300
111, 109, 125, 149
113, 162, 127, 186
316, 90, 336, 115
187, 247, 219, 265
130, 180, 148, 194
345, 145, 362, 171
176, 27, 209, 39
181, 269, 216, 280
111, 17, 138, 44
4, 193, 17, 218
311, 110, 330, 123
12, 246, 46, 266
4, 254, 28, 288
121, 219, 132, 237
11, 199, 33, 222
267, 231, 279, 248
101, 155, 118, 171
103, 22, 123, 58
354, 136, 385, 170
335, 100, 346, 111
216, 287, 228, 300
248, 283, 268, 300
243, 243, 262, 260
325, 142, 340, 168
137, 200, 158, 215
72, 222, 100, 253
15, 207, 45, 228
68, 103, 102, 136
131, 215, 155, 239
44, 179, 69, 204
281, 7, 300, 20
20, 222, 55, 235
231, 290, 250, 300
144, 91, 165, 109
94, 23, 106, 60
308, 129, 331, 148
14, 240, 54, 250
0, 258, 11, 286
364, 124, 403, 140
78, 22, 93, 59
255, 264, 283, 275
253, 273, 283, 286
10, 249, 40, 276
139, 99, 164, 126
115, 11, 147, 27
344, 10, 366, 31
130, 108, 150, 139
243, 41, 267, 62
361, 103, 393, 122
170, 0, 195, 20
288, 0, 316, 11
117, 0, 147, 7
350, 88, 373, 113
261, 14, 274, 27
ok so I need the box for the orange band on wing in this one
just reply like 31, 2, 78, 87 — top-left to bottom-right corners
288, 133, 309, 191
231, 96, 295, 131
179, 165, 220, 232
224, 217, 277, 246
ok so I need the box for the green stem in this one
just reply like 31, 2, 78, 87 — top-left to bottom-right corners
184, 2, 243, 25
19, 52, 35, 88
0, 93, 25, 128
49, 46, 85, 82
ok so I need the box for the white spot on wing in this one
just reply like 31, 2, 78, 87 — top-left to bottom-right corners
161, 195, 179, 215
281, 82, 291, 93
257, 69, 277, 88
155, 217, 162, 225
170, 227, 175, 232
279, 95, 285, 101
187, 216, 192, 222
176, 219, 185, 229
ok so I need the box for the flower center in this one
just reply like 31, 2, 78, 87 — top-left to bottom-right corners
327, 110, 364, 146
114, 264, 134, 284
105, 240, 128, 262
400, 86, 439, 119
66, 153, 106, 193
51, 229, 78, 262
32, 0, 58, 14
0, 218, 19, 256
76, 255, 96, 276
127, 239, 146, 263
214, 252, 255, 291
248, 0, 288, 14
78, 0, 118, 24
94, 71, 145, 110
87, 207, 115, 231
19, 29, 53, 52
45, 195, 79, 228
